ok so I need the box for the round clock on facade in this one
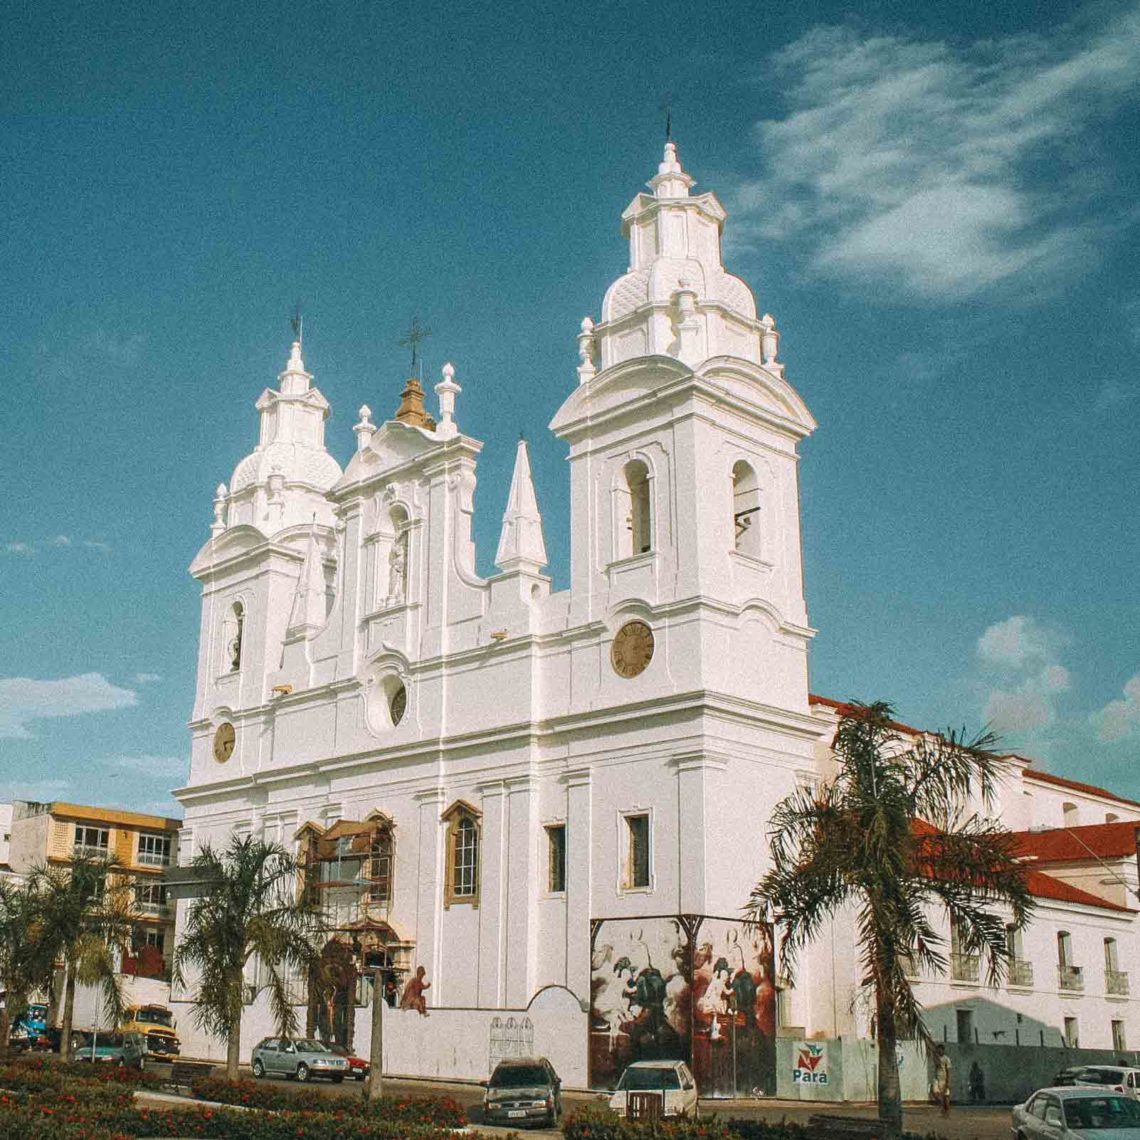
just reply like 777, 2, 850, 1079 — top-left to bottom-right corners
389, 683, 407, 726
611, 620, 654, 678
213, 721, 235, 762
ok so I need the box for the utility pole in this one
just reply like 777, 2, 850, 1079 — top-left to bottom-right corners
367, 969, 384, 1100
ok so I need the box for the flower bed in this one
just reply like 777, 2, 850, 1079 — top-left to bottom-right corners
0, 1054, 164, 1089
188, 1075, 466, 1125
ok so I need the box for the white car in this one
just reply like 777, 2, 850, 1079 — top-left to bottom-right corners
1074, 1067, 1140, 1098
1012, 1086, 1140, 1137
609, 1060, 698, 1119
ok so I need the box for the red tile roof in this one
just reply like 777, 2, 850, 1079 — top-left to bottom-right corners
1023, 869, 1133, 912
1011, 821, 1140, 863
809, 695, 1140, 811
1021, 768, 1140, 810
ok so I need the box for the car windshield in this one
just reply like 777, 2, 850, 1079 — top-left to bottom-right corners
294, 1039, 328, 1052
491, 1064, 549, 1087
135, 1008, 173, 1027
1064, 1096, 1140, 1129
620, 1067, 681, 1091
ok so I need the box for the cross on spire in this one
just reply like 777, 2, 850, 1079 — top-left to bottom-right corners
399, 316, 432, 377
660, 93, 673, 142
290, 302, 303, 346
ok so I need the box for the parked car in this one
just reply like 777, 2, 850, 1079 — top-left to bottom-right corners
73, 1032, 129, 1064
482, 1056, 563, 1128
1053, 1066, 1089, 1086
326, 1043, 369, 1081
1012, 1086, 1140, 1137
609, 1060, 698, 1119
1074, 1066, 1140, 1097
250, 1037, 348, 1083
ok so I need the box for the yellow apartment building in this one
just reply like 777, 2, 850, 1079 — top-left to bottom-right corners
8, 800, 181, 977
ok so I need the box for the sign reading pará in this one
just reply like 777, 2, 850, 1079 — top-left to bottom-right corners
792, 1042, 829, 1085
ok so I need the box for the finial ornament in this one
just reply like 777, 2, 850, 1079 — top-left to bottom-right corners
660, 93, 673, 142
211, 483, 228, 535
435, 362, 461, 437
290, 303, 303, 347
399, 316, 432, 378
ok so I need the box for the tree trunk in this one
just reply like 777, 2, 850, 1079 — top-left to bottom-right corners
59, 963, 77, 1062
875, 983, 903, 1139
0, 1004, 11, 1061
226, 1008, 243, 1080
367, 971, 384, 1101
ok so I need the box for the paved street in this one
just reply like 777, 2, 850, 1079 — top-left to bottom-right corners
219, 1069, 1015, 1139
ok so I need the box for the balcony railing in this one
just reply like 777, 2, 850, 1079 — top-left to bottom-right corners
1058, 964, 1084, 991
1008, 959, 1034, 988
1106, 969, 1130, 996
136, 851, 171, 867
951, 953, 980, 983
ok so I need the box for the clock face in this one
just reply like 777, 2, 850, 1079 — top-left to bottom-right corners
213, 721, 235, 762
611, 620, 654, 679
389, 683, 407, 726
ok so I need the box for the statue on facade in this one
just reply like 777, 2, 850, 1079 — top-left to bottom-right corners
387, 534, 407, 603
400, 965, 430, 1016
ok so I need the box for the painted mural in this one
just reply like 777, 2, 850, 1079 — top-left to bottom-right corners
589, 915, 776, 1097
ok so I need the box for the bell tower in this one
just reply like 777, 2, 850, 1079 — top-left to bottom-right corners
550, 141, 817, 710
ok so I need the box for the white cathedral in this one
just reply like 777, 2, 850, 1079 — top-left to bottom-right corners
174, 142, 1140, 1097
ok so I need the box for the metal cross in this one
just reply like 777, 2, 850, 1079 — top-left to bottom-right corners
290, 302, 303, 346
399, 316, 432, 376
660, 94, 673, 142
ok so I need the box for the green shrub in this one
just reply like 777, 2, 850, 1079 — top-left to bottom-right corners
565, 1106, 739, 1140
188, 1076, 466, 1125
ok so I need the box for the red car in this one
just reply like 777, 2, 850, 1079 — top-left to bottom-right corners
327, 1044, 369, 1081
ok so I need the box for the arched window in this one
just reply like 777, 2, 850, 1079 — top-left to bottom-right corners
618, 460, 652, 558
223, 602, 244, 673
369, 827, 394, 904
732, 461, 762, 558
1062, 801, 1079, 827
442, 801, 481, 907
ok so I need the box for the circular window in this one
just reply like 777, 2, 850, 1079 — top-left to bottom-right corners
389, 683, 407, 726
213, 721, 235, 762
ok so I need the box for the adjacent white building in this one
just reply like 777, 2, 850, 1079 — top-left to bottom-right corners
172, 141, 1139, 1090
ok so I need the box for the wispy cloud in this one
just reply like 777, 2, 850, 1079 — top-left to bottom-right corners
98, 754, 187, 779
0, 673, 138, 739
2, 537, 113, 557
976, 615, 1070, 734
728, 4, 1140, 299
1091, 675, 1140, 743
132, 673, 162, 684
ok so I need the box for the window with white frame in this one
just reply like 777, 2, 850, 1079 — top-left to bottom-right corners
624, 813, 651, 889
74, 825, 110, 856
137, 833, 171, 866
442, 803, 481, 906
134, 880, 168, 914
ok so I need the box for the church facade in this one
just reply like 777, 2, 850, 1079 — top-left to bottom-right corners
173, 142, 1140, 1092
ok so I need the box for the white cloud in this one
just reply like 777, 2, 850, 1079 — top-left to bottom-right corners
976, 616, 1071, 733
977, 615, 1054, 669
1092, 674, 1140, 742
47, 535, 71, 548
4, 542, 35, 556
728, 5, 1140, 298
132, 673, 162, 684
3, 538, 113, 557
0, 673, 138, 739
98, 754, 187, 778
82, 540, 113, 554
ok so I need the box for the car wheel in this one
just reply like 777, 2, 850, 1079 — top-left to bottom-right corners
252, 1059, 265, 1079
70, 1033, 85, 1052
332, 1074, 344, 1084
295, 1062, 310, 1082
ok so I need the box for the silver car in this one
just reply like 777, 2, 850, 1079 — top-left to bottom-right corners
1012, 1086, 1140, 1137
250, 1037, 348, 1083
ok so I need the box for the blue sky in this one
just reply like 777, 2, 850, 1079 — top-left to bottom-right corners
2, 0, 1138, 815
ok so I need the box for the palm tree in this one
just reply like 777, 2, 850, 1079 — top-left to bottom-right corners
0, 878, 48, 1060
31, 854, 134, 1061
747, 701, 1034, 1138
173, 835, 327, 1078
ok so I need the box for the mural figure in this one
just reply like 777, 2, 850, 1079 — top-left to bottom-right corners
590, 915, 776, 1098
400, 965, 430, 1015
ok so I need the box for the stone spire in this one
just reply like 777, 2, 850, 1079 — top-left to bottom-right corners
495, 439, 548, 574
286, 523, 328, 637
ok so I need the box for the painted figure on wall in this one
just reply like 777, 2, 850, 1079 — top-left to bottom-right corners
589, 915, 776, 1096
400, 965, 430, 1015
